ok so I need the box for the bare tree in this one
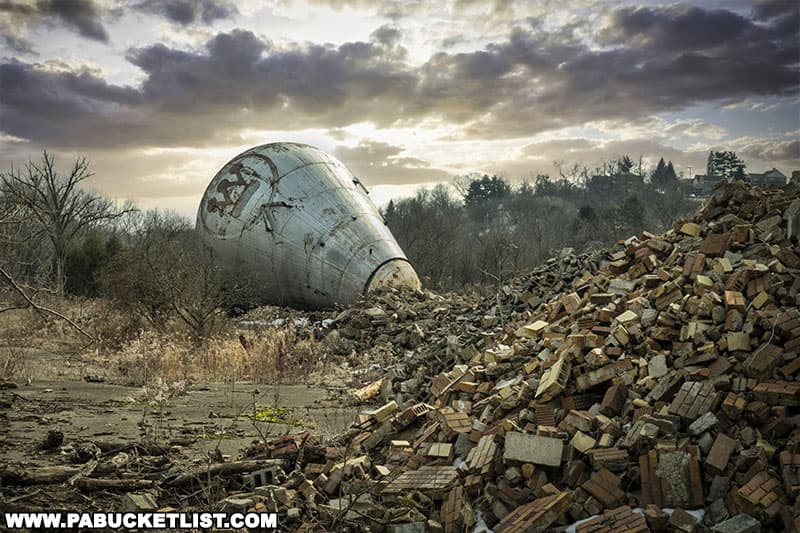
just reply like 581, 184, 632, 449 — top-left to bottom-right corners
100, 210, 253, 342
554, 160, 590, 186
0, 151, 132, 295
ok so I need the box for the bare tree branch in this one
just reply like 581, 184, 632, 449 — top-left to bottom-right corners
0, 265, 95, 342
0, 151, 135, 295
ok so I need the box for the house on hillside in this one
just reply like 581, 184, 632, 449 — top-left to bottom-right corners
693, 168, 788, 196
692, 174, 727, 196
748, 168, 787, 187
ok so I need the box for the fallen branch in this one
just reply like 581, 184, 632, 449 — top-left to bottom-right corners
2, 488, 42, 504
1, 465, 83, 485
165, 459, 285, 488
75, 478, 155, 492
0, 266, 95, 343
67, 459, 98, 486
94, 441, 169, 457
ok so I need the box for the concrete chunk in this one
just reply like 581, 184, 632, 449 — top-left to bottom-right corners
519, 320, 549, 338
648, 354, 668, 379
705, 433, 737, 474
711, 514, 761, 533
727, 332, 751, 352
570, 431, 596, 453
688, 412, 719, 436
503, 432, 563, 467
120, 492, 158, 513
681, 222, 702, 237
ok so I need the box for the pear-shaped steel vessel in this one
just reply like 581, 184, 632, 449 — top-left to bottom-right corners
196, 142, 420, 309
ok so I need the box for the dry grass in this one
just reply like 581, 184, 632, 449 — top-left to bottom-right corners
0, 291, 331, 386
0, 346, 24, 381
113, 327, 324, 385
0, 291, 140, 351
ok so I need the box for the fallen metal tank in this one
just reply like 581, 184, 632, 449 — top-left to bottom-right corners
196, 142, 421, 309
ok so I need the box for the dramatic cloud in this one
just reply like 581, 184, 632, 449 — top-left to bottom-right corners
663, 119, 727, 140
0, 0, 797, 209
42, 0, 108, 41
600, 5, 751, 51
736, 138, 800, 166
5, 1, 797, 152
133, 0, 238, 26
0, 60, 142, 147
753, 0, 799, 21
334, 140, 451, 185
0, 0, 109, 44
0, 28, 423, 148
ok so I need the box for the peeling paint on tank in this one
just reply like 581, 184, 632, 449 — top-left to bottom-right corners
196, 142, 420, 309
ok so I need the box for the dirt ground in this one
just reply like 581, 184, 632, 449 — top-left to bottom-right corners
0, 379, 359, 464
0, 340, 364, 521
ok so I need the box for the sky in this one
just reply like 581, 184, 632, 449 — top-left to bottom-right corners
0, 0, 798, 218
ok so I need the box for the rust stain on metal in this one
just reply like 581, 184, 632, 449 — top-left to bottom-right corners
196, 142, 421, 309
205, 162, 252, 216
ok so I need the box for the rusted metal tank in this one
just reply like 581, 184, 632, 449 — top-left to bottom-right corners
196, 142, 421, 309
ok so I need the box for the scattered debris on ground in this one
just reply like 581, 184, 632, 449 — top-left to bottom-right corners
1, 181, 799, 532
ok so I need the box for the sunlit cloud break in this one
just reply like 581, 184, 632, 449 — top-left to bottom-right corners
0, 0, 798, 216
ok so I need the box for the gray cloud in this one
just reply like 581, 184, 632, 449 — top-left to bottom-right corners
1, 32, 34, 54
0, 28, 421, 148
0, 0, 109, 43
600, 5, 750, 51
663, 119, 727, 140
0, 3, 797, 153
306, 0, 420, 19
752, 0, 798, 20
738, 138, 800, 166
43, 0, 108, 41
520, 138, 595, 157
132, 0, 238, 26
0, 60, 142, 147
334, 140, 452, 186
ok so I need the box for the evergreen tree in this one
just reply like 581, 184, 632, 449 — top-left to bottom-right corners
707, 150, 717, 177
463, 175, 511, 206
620, 195, 645, 233
665, 161, 678, 183
652, 157, 667, 187
707, 151, 746, 179
384, 199, 396, 222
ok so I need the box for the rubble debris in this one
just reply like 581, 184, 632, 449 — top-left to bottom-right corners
120, 492, 158, 513
711, 514, 762, 533
503, 432, 563, 466
577, 505, 648, 533
39, 429, 63, 451
493, 488, 569, 532
3, 181, 799, 531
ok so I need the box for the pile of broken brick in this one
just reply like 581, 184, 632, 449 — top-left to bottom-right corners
7, 181, 798, 532
262, 180, 799, 532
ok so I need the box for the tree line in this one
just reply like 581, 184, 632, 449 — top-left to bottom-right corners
0, 152, 241, 341
1, 151, 699, 335
384, 156, 697, 290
